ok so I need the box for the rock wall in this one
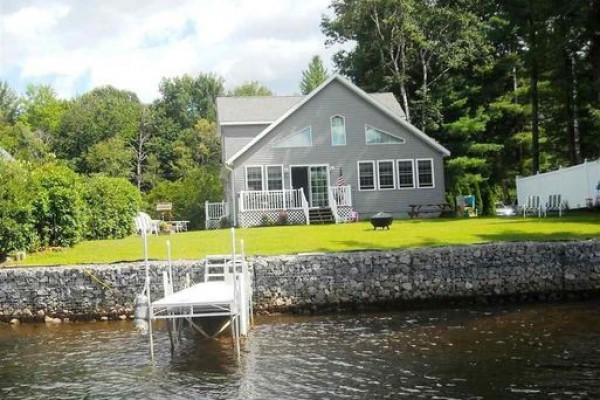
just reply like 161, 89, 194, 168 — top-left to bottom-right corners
0, 261, 205, 322
0, 240, 599, 322
252, 240, 600, 311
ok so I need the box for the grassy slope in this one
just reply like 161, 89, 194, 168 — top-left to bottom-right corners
7, 214, 600, 267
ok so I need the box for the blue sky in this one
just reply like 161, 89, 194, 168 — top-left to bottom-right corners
0, 0, 349, 102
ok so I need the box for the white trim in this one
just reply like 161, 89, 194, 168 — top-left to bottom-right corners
226, 74, 450, 165
365, 124, 406, 145
377, 160, 396, 190
357, 161, 376, 191
271, 126, 313, 148
265, 165, 284, 191
245, 165, 264, 191
416, 158, 435, 189
290, 164, 330, 207
397, 159, 416, 189
330, 115, 346, 146
220, 120, 273, 126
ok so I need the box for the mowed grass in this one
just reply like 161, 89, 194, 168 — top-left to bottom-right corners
7, 213, 600, 267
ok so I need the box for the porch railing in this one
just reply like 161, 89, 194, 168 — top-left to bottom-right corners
328, 189, 340, 223
239, 189, 305, 212
300, 191, 310, 225
205, 201, 228, 229
329, 185, 352, 207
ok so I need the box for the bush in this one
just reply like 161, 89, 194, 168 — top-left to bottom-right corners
82, 175, 140, 240
260, 213, 270, 226
0, 161, 38, 259
277, 211, 288, 226
31, 163, 85, 248
219, 216, 230, 229
143, 166, 222, 230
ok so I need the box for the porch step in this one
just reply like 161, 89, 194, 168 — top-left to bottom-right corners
309, 207, 335, 224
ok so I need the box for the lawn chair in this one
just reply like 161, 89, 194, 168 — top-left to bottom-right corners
521, 195, 541, 217
134, 212, 160, 236
544, 194, 564, 217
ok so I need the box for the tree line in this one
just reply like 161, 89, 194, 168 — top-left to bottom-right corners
323, 0, 600, 206
3, 0, 599, 255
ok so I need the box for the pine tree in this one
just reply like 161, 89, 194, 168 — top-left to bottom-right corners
300, 56, 329, 95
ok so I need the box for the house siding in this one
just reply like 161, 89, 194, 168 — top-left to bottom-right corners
229, 80, 447, 219
221, 124, 270, 163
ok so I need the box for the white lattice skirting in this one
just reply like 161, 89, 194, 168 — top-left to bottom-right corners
239, 209, 307, 228
337, 206, 352, 222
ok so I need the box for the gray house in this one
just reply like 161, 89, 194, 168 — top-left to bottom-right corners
207, 74, 450, 228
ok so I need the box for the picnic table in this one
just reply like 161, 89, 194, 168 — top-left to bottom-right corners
172, 220, 190, 232
408, 203, 452, 219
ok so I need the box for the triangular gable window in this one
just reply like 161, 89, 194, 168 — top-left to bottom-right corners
272, 127, 312, 148
365, 125, 405, 144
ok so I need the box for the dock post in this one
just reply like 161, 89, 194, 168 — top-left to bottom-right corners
142, 230, 155, 362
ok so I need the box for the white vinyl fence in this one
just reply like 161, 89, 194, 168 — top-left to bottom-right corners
516, 159, 600, 210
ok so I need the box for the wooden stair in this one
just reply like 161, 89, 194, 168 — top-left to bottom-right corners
309, 207, 335, 224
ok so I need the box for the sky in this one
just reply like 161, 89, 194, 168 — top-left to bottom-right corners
0, 0, 350, 103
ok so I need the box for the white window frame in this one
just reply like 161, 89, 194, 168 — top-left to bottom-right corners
272, 126, 313, 148
266, 165, 284, 191
330, 115, 346, 146
357, 161, 376, 191
245, 165, 264, 191
397, 159, 416, 190
416, 158, 435, 188
377, 160, 396, 190
364, 124, 406, 145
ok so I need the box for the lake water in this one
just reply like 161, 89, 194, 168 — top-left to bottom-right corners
1, 300, 600, 399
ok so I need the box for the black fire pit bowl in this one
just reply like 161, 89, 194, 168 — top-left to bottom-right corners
370, 212, 393, 230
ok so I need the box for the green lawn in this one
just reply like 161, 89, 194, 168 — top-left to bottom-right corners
6, 214, 600, 267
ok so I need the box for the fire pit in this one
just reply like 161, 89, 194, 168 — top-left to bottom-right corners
370, 212, 393, 230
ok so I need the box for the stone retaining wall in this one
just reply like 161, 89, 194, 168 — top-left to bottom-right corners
0, 261, 205, 322
1, 240, 599, 322
252, 240, 600, 312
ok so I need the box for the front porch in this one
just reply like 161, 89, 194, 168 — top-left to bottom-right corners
205, 186, 352, 229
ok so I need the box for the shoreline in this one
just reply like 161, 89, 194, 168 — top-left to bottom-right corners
0, 239, 599, 324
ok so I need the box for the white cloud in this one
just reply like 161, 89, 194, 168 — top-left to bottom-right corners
1, 0, 349, 102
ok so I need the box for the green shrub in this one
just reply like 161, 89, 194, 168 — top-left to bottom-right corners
143, 166, 222, 230
31, 163, 85, 248
219, 216, 230, 229
82, 175, 140, 240
0, 161, 38, 259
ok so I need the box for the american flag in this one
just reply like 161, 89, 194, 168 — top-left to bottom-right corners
337, 170, 346, 186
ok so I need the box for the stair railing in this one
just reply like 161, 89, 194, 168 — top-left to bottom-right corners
300, 191, 310, 225
328, 187, 340, 223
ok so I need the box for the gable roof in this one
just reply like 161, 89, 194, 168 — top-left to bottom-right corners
217, 96, 301, 125
217, 92, 406, 126
225, 74, 450, 165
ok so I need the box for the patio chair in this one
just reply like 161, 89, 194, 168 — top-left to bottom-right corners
134, 212, 160, 236
544, 194, 564, 217
521, 195, 542, 217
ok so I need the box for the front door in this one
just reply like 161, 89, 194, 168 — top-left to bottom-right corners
291, 167, 309, 203
291, 166, 329, 207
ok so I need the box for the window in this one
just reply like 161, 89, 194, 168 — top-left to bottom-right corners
377, 160, 395, 190
365, 125, 406, 144
397, 159, 415, 189
273, 127, 312, 147
266, 165, 283, 190
358, 161, 375, 190
246, 166, 263, 191
331, 116, 346, 146
417, 159, 434, 188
